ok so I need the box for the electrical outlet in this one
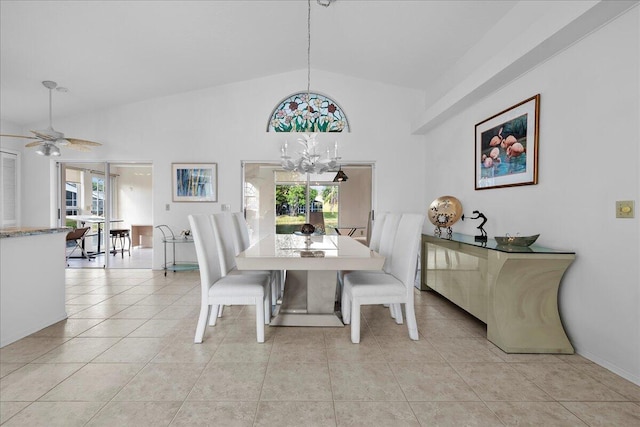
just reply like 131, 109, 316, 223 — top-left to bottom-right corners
221, 204, 230, 212
165, 204, 170, 211
616, 200, 634, 218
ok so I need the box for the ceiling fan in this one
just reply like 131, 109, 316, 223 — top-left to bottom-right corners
0, 80, 102, 156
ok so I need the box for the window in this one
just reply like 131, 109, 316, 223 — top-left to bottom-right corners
243, 162, 373, 243
92, 176, 105, 216
274, 172, 338, 235
267, 92, 350, 132
65, 181, 79, 227
66, 182, 79, 215
1, 150, 19, 227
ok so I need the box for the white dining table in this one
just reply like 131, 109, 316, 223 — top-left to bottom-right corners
235, 234, 384, 327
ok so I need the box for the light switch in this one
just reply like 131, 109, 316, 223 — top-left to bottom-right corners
616, 200, 634, 218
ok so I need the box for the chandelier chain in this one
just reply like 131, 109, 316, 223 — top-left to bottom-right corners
307, 0, 311, 98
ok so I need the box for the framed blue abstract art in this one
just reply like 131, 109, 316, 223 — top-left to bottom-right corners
172, 163, 217, 202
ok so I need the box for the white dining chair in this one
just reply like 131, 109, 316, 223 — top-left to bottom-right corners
337, 212, 389, 289
341, 213, 425, 343
368, 212, 388, 252
212, 212, 273, 322
232, 212, 283, 304
375, 213, 403, 321
189, 214, 270, 343
339, 212, 402, 320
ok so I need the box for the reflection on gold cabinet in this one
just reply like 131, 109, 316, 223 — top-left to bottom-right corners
421, 234, 575, 354
424, 241, 488, 321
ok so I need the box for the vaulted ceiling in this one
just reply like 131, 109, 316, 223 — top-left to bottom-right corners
0, 0, 517, 125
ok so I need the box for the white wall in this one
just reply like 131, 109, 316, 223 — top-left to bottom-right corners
16, 69, 425, 269
0, 120, 24, 152
423, 8, 639, 384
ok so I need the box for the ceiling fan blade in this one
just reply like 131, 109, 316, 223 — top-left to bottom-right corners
0, 133, 40, 140
31, 130, 57, 141
65, 143, 92, 152
66, 138, 102, 147
25, 140, 45, 148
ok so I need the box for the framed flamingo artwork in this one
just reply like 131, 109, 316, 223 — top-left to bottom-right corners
475, 94, 540, 190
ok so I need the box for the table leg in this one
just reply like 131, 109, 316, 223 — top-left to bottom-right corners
97, 223, 102, 254
80, 221, 88, 256
270, 270, 344, 327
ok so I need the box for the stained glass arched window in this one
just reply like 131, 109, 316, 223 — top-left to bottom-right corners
267, 92, 350, 132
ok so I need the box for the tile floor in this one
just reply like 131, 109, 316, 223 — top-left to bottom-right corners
1, 268, 639, 426
66, 247, 153, 269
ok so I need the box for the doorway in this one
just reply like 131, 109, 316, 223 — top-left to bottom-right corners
242, 162, 374, 243
58, 162, 153, 269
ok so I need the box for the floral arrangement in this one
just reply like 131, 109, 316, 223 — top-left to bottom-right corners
268, 92, 349, 133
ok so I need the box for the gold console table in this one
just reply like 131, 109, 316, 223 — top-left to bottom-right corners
420, 233, 575, 354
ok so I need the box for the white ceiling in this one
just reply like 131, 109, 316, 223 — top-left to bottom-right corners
0, 0, 518, 126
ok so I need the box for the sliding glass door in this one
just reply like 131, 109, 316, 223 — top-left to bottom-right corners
58, 161, 153, 269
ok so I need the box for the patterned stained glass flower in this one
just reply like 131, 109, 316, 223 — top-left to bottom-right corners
268, 92, 349, 132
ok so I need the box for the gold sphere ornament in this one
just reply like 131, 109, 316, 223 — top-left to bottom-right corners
428, 196, 463, 238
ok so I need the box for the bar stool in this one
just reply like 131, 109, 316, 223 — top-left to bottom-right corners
110, 228, 131, 258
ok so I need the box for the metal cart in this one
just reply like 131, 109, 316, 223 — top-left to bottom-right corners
155, 225, 198, 276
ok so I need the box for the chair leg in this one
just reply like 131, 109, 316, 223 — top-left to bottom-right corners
405, 302, 419, 341
264, 292, 271, 325
194, 303, 211, 343
82, 248, 94, 261
341, 292, 351, 324
350, 300, 361, 344
271, 276, 278, 307
393, 303, 403, 324
387, 304, 395, 319
255, 300, 265, 343
209, 305, 219, 326
217, 305, 224, 318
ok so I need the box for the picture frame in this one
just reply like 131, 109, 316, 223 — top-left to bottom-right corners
475, 94, 540, 190
172, 163, 218, 202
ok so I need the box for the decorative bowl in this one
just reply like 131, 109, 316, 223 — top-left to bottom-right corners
299, 223, 316, 235
494, 234, 540, 247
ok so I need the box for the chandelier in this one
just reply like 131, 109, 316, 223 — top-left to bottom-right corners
278, 0, 343, 176
280, 133, 340, 174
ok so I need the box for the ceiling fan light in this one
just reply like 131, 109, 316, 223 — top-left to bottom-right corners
36, 144, 61, 156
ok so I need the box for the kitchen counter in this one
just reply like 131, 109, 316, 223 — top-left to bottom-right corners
0, 226, 70, 238
1, 227, 69, 347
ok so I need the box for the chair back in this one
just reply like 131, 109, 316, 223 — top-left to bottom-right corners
189, 214, 224, 300
232, 212, 251, 253
308, 211, 325, 234
389, 213, 425, 293
212, 212, 238, 275
66, 227, 90, 242
368, 212, 387, 252
378, 213, 401, 272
